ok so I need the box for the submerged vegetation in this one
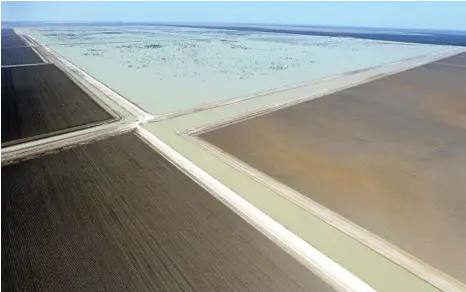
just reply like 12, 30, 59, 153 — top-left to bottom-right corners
30, 25, 447, 115
60, 31, 320, 78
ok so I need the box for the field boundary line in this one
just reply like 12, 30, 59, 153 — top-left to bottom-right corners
1, 44, 31, 48
1, 45, 31, 49
184, 47, 465, 136
14, 32, 125, 123
23, 33, 154, 123
135, 126, 375, 292
434, 62, 466, 69
1, 62, 50, 68
1, 122, 137, 165
185, 134, 466, 292
152, 47, 464, 122
1, 115, 118, 148
152, 68, 364, 122
184, 72, 391, 136
14, 31, 50, 63
29, 43, 50, 63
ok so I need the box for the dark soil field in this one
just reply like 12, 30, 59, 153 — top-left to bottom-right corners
1, 46, 44, 66
202, 54, 466, 284
1, 34, 26, 47
1, 64, 113, 145
1, 28, 15, 35
1, 133, 334, 292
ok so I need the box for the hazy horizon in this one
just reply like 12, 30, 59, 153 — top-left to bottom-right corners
2, 2, 466, 31
2, 20, 466, 33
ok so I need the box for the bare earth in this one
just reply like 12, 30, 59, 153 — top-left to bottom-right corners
1, 34, 27, 47
1, 46, 45, 66
1, 64, 113, 145
2, 133, 334, 292
202, 53, 466, 284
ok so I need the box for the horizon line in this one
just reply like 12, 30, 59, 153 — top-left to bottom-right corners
2, 21, 465, 33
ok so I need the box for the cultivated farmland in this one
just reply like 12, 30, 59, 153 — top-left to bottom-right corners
1, 133, 334, 292
202, 53, 466, 284
1, 34, 26, 47
1, 28, 15, 35
1, 64, 113, 145
1, 46, 45, 66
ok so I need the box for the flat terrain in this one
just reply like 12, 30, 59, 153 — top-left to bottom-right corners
1, 34, 26, 47
1, 28, 15, 35
1, 46, 45, 66
202, 53, 466, 284
1, 64, 113, 145
435, 53, 466, 66
25, 25, 446, 115
161, 24, 466, 46
1, 133, 334, 292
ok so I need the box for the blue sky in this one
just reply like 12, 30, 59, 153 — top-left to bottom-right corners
2, 1, 466, 31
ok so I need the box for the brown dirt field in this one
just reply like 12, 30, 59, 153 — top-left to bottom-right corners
202, 57, 466, 284
435, 53, 466, 66
1, 133, 334, 292
1, 46, 45, 66
1, 64, 113, 145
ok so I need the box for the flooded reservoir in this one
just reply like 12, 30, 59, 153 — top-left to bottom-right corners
201, 52, 466, 285
25, 26, 449, 116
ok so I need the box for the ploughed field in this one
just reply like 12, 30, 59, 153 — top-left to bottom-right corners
1, 46, 45, 66
1, 34, 26, 47
1, 28, 15, 35
1, 64, 113, 145
202, 53, 466, 284
1, 133, 334, 292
